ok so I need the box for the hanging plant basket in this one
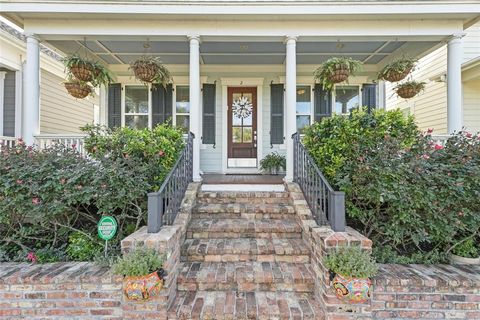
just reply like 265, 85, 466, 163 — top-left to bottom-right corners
314, 57, 363, 91
378, 58, 417, 83
70, 63, 94, 82
395, 81, 425, 99
132, 63, 158, 83
130, 56, 171, 85
64, 81, 92, 99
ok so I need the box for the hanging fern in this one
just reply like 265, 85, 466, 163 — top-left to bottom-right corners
313, 57, 362, 91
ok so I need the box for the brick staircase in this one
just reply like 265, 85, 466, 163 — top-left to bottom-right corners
168, 190, 322, 319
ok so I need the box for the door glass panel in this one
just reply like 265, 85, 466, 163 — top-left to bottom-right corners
125, 86, 148, 113
243, 127, 252, 143
232, 127, 242, 143
232, 114, 242, 125
242, 113, 252, 126
176, 115, 190, 132
335, 86, 359, 114
125, 115, 148, 129
296, 115, 311, 133
176, 86, 190, 113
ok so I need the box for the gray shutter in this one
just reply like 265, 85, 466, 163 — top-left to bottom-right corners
202, 83, 216, 144
314, 84, 332, 122
270, 83, 284, 145
3, 71, 16, 136
107, 83, 121, 128
152, 84, 173, 127
362, 83, 377, 113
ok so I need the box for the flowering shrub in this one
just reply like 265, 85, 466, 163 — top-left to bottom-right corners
304, 109, 480, 263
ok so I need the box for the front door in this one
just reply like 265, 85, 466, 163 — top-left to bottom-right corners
227, 87, 257, 168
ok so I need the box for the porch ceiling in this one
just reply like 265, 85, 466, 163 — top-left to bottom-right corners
46, 39, 438, 66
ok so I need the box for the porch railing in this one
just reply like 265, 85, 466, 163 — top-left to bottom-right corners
34, 134, 87, 156
0, 136, 16, 149
292, 133, 346, 232
147, 132, 194, 233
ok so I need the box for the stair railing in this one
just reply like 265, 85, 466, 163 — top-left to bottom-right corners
147, 132, 194, 233
292, 133, 346, 232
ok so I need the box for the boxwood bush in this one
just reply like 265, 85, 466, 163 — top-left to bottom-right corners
0, 124, 184, 262
304, 109, 480, 263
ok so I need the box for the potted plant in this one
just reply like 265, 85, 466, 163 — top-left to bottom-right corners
91, 61, 114, 87
395, 81, 425, 99
63, 54, 95, 82
260, 152, 286, 175
130, 56, 172, 86
112, 247, 165, 301
325, 247, 378, 304
314, 57, 362, 91
64, 79, 93, 99
449, 238, 480, 265
378, 57, 417, 82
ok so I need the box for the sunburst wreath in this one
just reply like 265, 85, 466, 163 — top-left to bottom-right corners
232, 96, 253, 119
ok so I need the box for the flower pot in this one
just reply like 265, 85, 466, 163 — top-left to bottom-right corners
69, 63, 94, 82
382, 67, 412, 82
396, 86, 419, 99
449, 253, 480, 265
328, 67, 350, 83
132, 63, 158, 83
64, 82, 92, 99
123, 268, 165, 301
332, 273, 371, 304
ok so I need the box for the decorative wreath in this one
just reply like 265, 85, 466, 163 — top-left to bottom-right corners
232, 96, 253, 119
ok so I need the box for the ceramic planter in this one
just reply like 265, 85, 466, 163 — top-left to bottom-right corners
123, 268, 165, 301
332, 273, 371, 303
449, 253, 480, 265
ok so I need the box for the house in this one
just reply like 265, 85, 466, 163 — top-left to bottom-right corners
0, 20, 99, 146
385, 21, 480, 134
1, 0, 479, 181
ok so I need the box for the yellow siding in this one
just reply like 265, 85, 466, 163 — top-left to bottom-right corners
463, 80, 480, 134
40, 70, 97, 134
464, 24, 480, 63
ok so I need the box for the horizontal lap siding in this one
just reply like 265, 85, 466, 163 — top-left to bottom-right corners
463, 23, 480, 63
40, 70, 97, 134
463, 80, 480, 133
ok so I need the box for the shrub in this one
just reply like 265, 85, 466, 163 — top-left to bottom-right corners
112, 247, 164, 277
452, 238, 479, 258
304, 109, 480, 263
66, 232, 102, 261
325, 247, 378, 278
260, 152, 286, 174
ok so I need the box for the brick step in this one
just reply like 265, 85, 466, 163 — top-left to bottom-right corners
186, 218, 302, 239
197, 191, 291, 205
168, 290, 323, 320
177, 262, 315, 293
181, 238, 310, 263
194, 203, 295, 215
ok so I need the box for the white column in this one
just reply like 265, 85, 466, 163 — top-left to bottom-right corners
188, 35, 202, 181
23, 34, 40, 145
0, 71, 6, 136
285, 36, 298, 182
447, 33, 464, 134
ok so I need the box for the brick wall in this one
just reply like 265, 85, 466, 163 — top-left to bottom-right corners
0, 262, 123, 319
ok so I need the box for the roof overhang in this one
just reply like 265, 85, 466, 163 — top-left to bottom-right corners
463, 57, 480, 81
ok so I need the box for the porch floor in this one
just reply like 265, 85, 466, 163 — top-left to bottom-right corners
202, 174, 285, 185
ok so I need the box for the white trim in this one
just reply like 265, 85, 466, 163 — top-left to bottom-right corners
0, 71, 6, 136
220, 78, 264, 86
122, 84, 150, 129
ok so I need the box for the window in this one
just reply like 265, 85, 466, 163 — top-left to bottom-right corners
175, 86, 190, 131
334, 85, 359, 114
296, 85, 311, 133
124, 86, 149, 129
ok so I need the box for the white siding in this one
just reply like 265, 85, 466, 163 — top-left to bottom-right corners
464, 24, 480, 64
463, 80, 480, 134
40, 70, 97, 134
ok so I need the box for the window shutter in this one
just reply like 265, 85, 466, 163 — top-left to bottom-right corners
362, 83, 377, 113
314, 84, 332, 122
152, 84, 173, 127
202, 83, 216, 144
107, 83, 121, 128
270, 83, 284, 145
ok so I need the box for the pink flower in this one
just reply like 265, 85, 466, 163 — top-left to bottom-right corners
434, 144, 444, 150
422, 154, 430, 160
458, 211, 465, 217
16, 179, 23, 185
60, 178, 66, 184
27, 146, 33, 151
32, 197, 41, 205
76, 185, 83, 190
466, 132, 472, 138
71, 143, 77, 149
427, 128, 434, 134
158, 150, 165, 157
26, 252, 37, 264
101, 183, 107, 189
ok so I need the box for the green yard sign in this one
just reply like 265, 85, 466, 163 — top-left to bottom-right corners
97, 216, 117, 241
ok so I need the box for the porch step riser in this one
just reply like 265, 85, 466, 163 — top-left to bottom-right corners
192, 212, 295, 220
194, 204, 295, 215
178, 282, 313, 292
187, 232, 302, 239
197, 198, 292, 205
197, 192, 290, 199
181, 255, 310, 263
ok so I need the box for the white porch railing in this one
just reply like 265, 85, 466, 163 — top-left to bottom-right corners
431, 135, 451, 147
0, 136, 17, 149
34, 134, 88, 156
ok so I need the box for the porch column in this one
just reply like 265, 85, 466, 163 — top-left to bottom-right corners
188, 35, 201, 181
447, 33, 464, 134
24, 34, 40, 145
0, 71, 6, 135
285, 35, 298, 182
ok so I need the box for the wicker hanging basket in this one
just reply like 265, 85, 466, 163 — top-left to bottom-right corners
69, 63, 94, 82
131, 63, 158, 83
382, 68, 412, 82
65, 82, 92, 99
328, 67, 350, 83
396, 86, 418, 99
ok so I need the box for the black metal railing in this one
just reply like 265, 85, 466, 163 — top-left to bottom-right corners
292, 133, 346, 232
147, 132, 194, 233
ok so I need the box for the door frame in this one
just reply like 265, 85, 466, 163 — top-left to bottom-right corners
221, 78, 264, 174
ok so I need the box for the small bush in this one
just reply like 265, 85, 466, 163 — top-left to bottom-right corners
260, 152, 286, 174
325, 247, 378, 278
66, 232, 102, 261
452, 238, 479, 258
112, 247, 164, 277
